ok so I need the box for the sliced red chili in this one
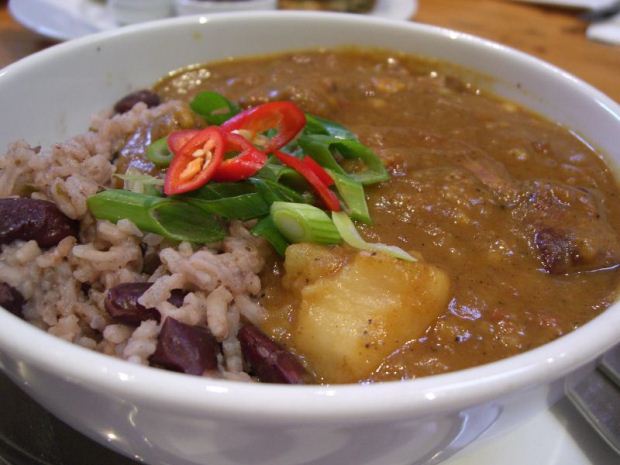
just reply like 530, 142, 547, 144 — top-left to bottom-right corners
164, 126, 224, 196
213, 132, 268, 182
301, 156, 334, 187
221, 101, 306, 153
167, 129, 200, 154
274, 151, 341, 211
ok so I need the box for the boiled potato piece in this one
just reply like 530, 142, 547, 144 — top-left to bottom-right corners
282, 243, 347, 291
289, 249, 450, 383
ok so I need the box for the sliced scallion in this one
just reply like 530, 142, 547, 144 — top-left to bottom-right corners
190, 91, 240, 125
271, 202, 341, 245
146, 136, 173, 167
152, 201, 225, 244
185, 193, 269, 220
327, 170, 371, 224
87, 189, 225, 243
250, 177, 306, 204
304, 113, 357, 140
256, 160, 307, 190
331, 211, 415, 262
187, 182, 255, 200
298, 135, 389, 185
114, 170, 163, 196
251, 216, 289, 256
297, 135, 344, 175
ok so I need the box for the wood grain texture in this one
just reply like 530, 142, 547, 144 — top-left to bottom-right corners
0, 0, 617, 102
415, 0, 620, 103
0, 0, 54, 68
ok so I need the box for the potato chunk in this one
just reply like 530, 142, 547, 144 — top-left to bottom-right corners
289, 249, 450, 383
282, 243, 347, 291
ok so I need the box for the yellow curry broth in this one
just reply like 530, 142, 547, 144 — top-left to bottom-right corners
155, 48, 620, 382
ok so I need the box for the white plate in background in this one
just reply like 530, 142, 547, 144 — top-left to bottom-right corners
8, 0, 417, 42
8, 0, 115, 42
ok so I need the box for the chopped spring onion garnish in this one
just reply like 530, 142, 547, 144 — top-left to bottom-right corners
331, 211, 416, 262
188, 181, 255, 200
251, 216, 289, 256
185, 193, 269, 220
304, 113, 357, 140
298, 135, 389, 185
271, 202, 341, 245
250, 177, 307, 204
256, 160, 307, 190
87, 95, 394, 254
114, 170, 164, 196
190, 91, 240, 125
146, 136, 173, 167
87, 189, 225, 243
273, 151, 341, 211
328, 170, 371, 224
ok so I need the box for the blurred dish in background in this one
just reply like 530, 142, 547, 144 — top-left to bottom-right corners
175, 0, 278, 16
277, 0, 416, 17
279, 0, 376, 12
512, 0, 618, 9
109, 0, 173, 25
8, 0, 417, 42
8, 0, 115, 41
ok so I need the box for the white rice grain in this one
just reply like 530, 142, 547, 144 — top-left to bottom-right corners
205, 286, 233, 341
123, 320, 160, 365
104, 324, 134, 344
15, 240, 41, 264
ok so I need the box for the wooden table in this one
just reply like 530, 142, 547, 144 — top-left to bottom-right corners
0, 0, 618, 102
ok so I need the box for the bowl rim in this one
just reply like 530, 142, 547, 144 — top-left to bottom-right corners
1, 11, 620, 422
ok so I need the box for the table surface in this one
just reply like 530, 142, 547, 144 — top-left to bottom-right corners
0, 0, 619, 102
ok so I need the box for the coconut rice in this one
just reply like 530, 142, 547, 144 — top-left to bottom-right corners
0, 102, 269, 381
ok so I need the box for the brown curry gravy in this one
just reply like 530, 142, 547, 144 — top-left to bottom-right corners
155, 48, 620, 382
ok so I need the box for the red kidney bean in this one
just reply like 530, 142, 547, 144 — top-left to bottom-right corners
166, 289, 186, 308
104, 282, 186, 325
150, 318, 219, 376
0, 282, 25, 318
238, 323, 312, 384
0, 198, 78, 248
113, 90, 161, 114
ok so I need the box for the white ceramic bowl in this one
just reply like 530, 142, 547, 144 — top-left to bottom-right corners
1, 12, 619, 465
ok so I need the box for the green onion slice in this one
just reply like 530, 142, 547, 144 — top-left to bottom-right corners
114, 170, 163, 196
271, 202, 341, 245
190, 91, 240, 125
298, 135, 389, 185
327, 170, 371, 224
256, 159, 307, 189
304, 114, 357, 140
146, 136, 173, 167
187, 182, 256, 200
250, 177, 306, 204
185, 193, 269, 220
87, 189, 225, 243
251, 216, 289, 256
331, 211, 415, 262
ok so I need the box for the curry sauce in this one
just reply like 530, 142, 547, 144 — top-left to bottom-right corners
155, 48, 620, 382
